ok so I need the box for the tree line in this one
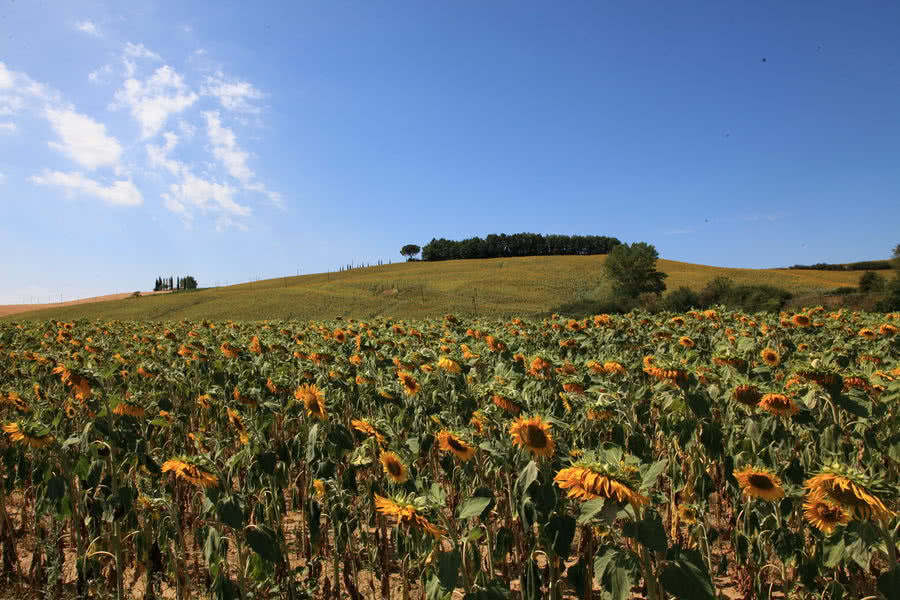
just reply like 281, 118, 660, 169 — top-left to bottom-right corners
154, 275, 198, 292
419, 233, 621, 261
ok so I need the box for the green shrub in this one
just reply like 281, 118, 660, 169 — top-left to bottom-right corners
663, 286, 701, 312
858, 271, 885, 292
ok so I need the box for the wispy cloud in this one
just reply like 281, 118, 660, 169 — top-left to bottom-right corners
31, 170, 143, 207
0, 122, 15, 134
74, 20, 102, 37
113, 65, 199, 139
203, 72, 263, 114
45, 108, 123, 170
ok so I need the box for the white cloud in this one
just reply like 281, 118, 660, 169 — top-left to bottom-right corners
113, 65, 199, 138
45, 108, 123, 170
31, 170, 143, 207
0, 122, 15, 133
162, 171, 250, 219
0, 63, 12, 89
203, 73, 263, 113
203, 111, 283, 208
204, 111, 252, 182
123, 42, 161, 61
146, 131, 183, 175
88, 64, 114, 83
0, 172, 5, 184
74, 20, 101, 37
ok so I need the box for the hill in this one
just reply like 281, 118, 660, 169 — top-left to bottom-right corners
0, 255, 874, 322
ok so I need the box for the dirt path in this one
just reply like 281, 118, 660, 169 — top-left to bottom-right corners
0, 290, 171, 317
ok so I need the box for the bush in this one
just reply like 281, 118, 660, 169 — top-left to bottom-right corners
876, 277, 900, 311
698, 277, 734, 307
858, 271, 885, 292
663, 286, 701, 312
603, 242, 667, 298
828, 287, 857, 296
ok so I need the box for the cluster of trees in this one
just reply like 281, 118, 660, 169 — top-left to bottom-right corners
153, 275, 198, 292
786, 260, 891, 271
419, 233, 621, 261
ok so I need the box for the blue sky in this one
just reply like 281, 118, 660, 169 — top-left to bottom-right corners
1, 1, 898, 304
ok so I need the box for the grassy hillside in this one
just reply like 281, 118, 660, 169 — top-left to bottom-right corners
2, 255, 873, 321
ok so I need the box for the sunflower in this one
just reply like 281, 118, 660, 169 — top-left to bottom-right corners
803, 493, 851, 534
760, 348, 780, 367
469, 411, 486, 435
226, 408, 249, 444
733, 467, 784, 501
294, 384, 327, 420
491, 394, 521, 415
858, 328, 876, 340
113, 401, 146, 418
380, 451, 409, 483
351, 418, 385, 443
603, 361, 626, 375
805, 466, 893, 521
249, 336, 264, 354
373, 494, 445, 539
220, 342, 240, 358
678, 336, 695, 349
879, 323, 898, 335
791, 314, 811, 327
161, 457, 218, 489
758, 393, 799, 417
436, 430, 476, 461
554, 464, 649, 509
732, 384, 761, 407
2, 422, 54, 448
397, 371, 420, 396
313, 479, 326, 499
437, 357, 462, 374
509, 415, 555, 458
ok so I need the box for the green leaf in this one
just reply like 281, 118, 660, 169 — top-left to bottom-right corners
608, 562, 634, 600
216, 496, 244, 530
637, 512, 668, 553
577, 497, 607, 524
640, 459, 668, 492
516, 461, 538, 495
459, 497, 491, 520
246, 525, 281, 563
659, 553, 716, 600
437, 549, 460, 590
541, 514, 576, 559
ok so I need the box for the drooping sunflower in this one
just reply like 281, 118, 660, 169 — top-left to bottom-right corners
858, 328, 876, 340
491, 394, 522, 415
733, 467, 784, 501
678, 336, 695, 349
791, 314, 811, 327
760, 348, 780, 367
351, 418, 386, 443
437, 357, 462, 374
113, 401, 146, 418
226, 407, 250, 444
373, 494, 445, 539
2, 421, 54, 448
313, 479, 326, 499
294, 383, 327, 420
220, 342, 240, 358
803, 493, 851, 534
380, 451, 409, 483
758, 393, 799, 417
554, 463, 649, 509
805, 465, 893, 521
161, 457, 218, 489
732, 384, 761, 407
509, 415, 555, 458
436, 430, 476, 461
397, 371, 420, 396
469, 411, 486, 435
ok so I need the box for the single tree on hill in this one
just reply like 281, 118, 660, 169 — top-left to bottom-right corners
603, 242, 668, 298
401, 244, 421, 261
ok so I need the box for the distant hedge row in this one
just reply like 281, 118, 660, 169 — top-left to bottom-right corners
785, 260, 891, 271
421, 233, 621, 261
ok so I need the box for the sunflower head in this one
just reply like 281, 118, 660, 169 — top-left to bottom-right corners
397, 371, 420, 396
805, 464, 894, 521
678, 336, 695, 348
161, 456, 218, 489
791, 314, 811, 327
733, 466, 785, 502
437, 357, 462, 374
374, 493, 445, 539
554, 456, 649, 509
3, 420, 54, 448
294, 384, 327, 420
803, 493, 851, 534
761, 348, 780, 367
509, 415, 555, 458
758, 392, 799, 417
379, 451, 409, 483
436, 430, 476, 461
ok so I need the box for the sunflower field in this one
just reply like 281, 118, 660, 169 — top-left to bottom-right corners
0, 309, 898, 600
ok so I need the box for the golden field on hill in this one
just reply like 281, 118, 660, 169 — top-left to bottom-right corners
1, 256, 873, 322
